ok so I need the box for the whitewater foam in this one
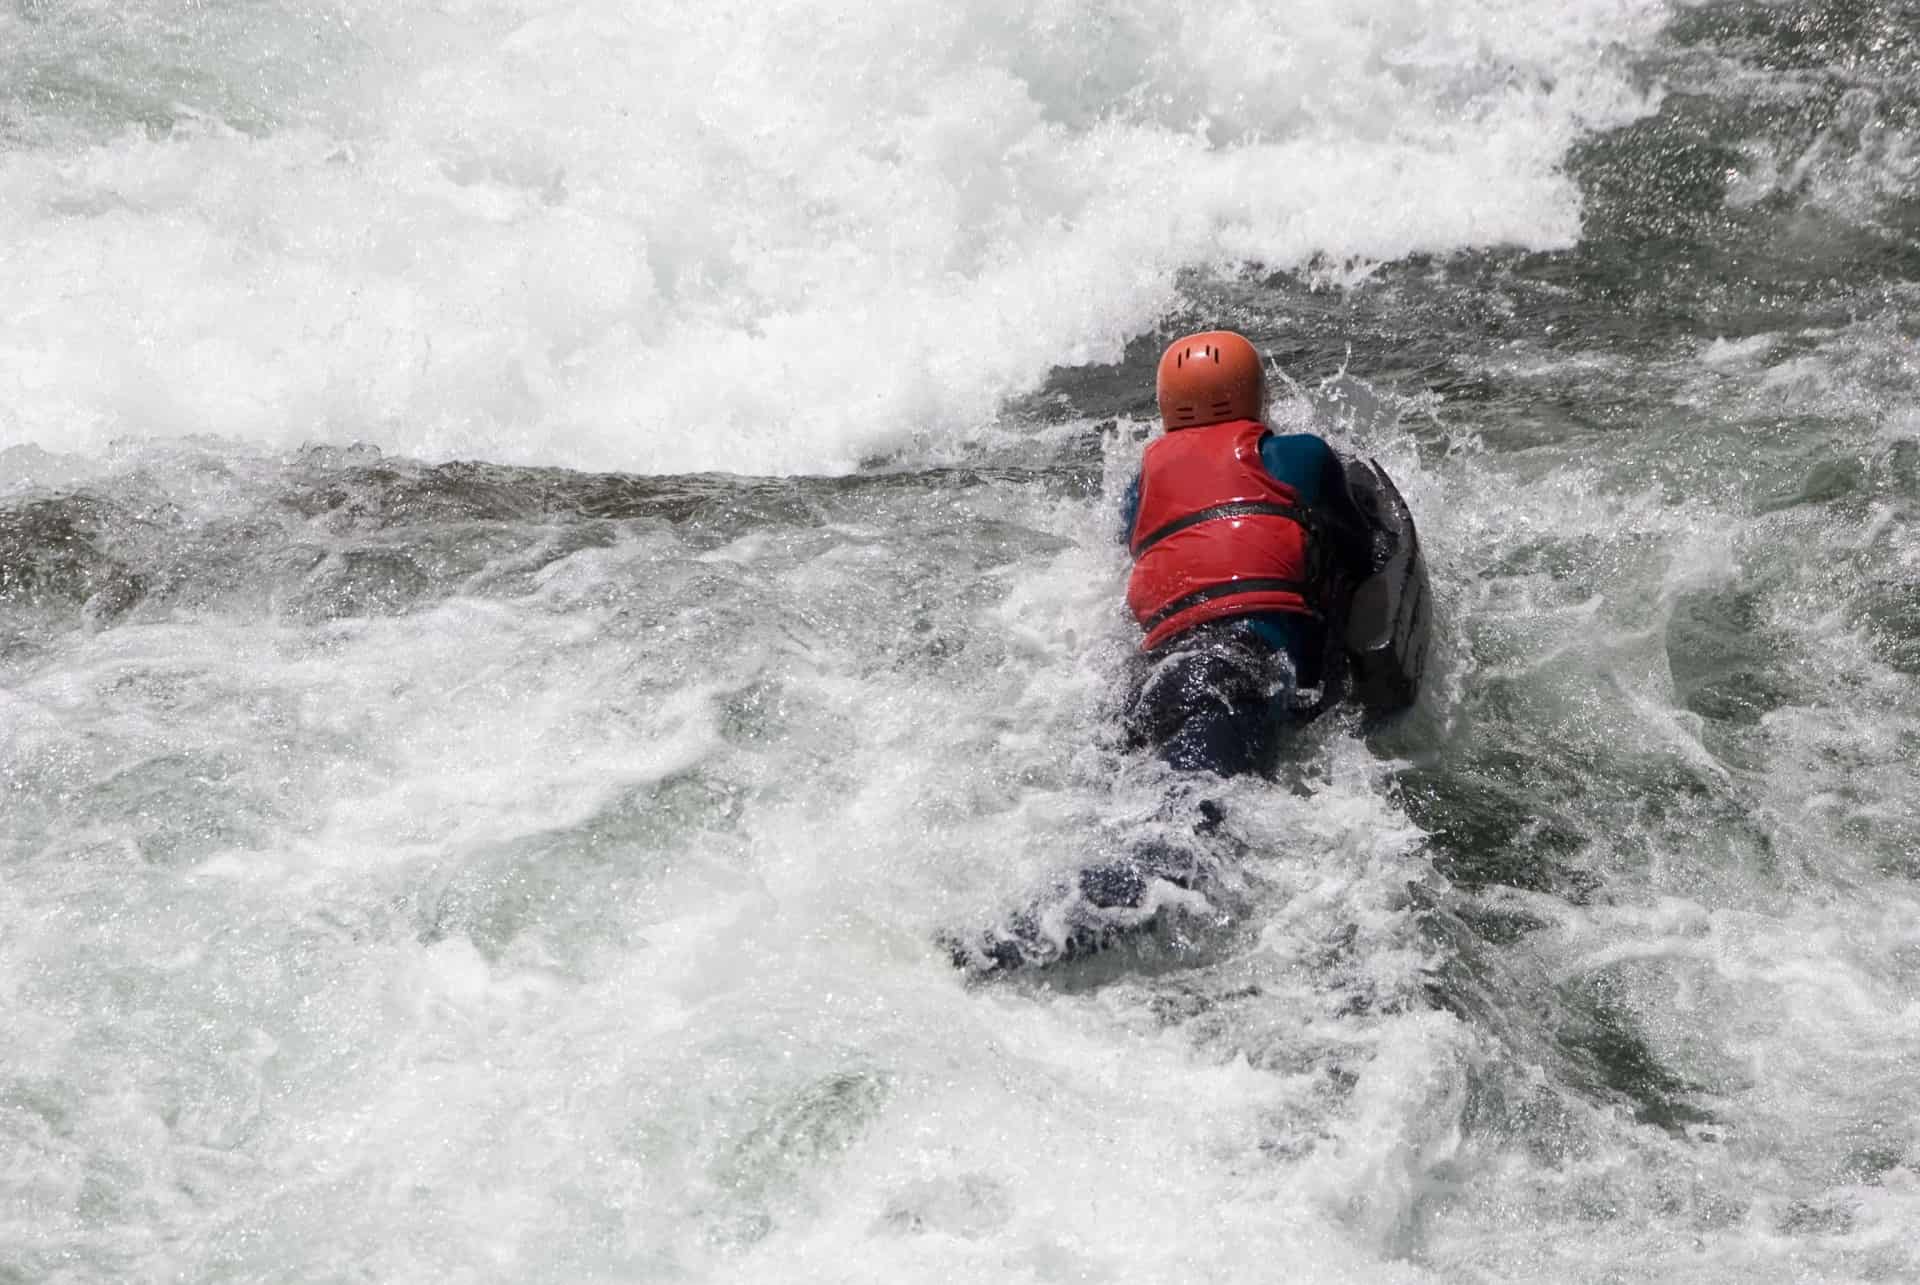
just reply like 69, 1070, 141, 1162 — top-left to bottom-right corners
2, 0, 1664, 474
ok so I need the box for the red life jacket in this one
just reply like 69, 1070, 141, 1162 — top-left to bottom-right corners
1125, 418, 1318, 650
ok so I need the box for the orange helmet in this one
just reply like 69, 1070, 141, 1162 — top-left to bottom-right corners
1156, 330, 1265, 430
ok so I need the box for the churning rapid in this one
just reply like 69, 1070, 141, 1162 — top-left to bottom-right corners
5, 0, 1920, 1279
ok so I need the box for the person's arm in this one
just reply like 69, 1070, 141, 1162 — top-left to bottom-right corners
1117, 472, 1141, 548
1315, 444, 1376, 580
1258, 433, 1372, 579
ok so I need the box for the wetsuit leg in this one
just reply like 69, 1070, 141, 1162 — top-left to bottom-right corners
949, 628, 1297, 973
1124, 622, 1297, 776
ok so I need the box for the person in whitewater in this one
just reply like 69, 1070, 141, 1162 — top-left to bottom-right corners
957, 331, 1403, 970
1116, 329, 1375, 778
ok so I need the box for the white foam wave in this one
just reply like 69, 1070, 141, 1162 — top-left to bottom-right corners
1, 0, 1664, 473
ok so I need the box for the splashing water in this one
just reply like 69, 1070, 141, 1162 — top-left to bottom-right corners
3, 0, 1660, 472
9, 0, 1920, 1282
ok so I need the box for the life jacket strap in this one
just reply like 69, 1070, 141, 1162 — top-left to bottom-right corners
1138, 578, 1314, 635
1130, 501, 1314, 558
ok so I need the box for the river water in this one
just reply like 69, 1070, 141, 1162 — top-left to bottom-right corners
5, 0, 1920, 1280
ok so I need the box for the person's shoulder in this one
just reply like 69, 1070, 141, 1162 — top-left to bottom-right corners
1257, 430, 1341, 498
1260, 429, 1335, 453
1258, 430, 1338, 467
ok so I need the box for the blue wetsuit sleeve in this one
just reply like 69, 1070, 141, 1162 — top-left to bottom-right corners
1259, 433, 1372, 577
1257, 433, 1333, 502
1118, 472, 1140, 547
